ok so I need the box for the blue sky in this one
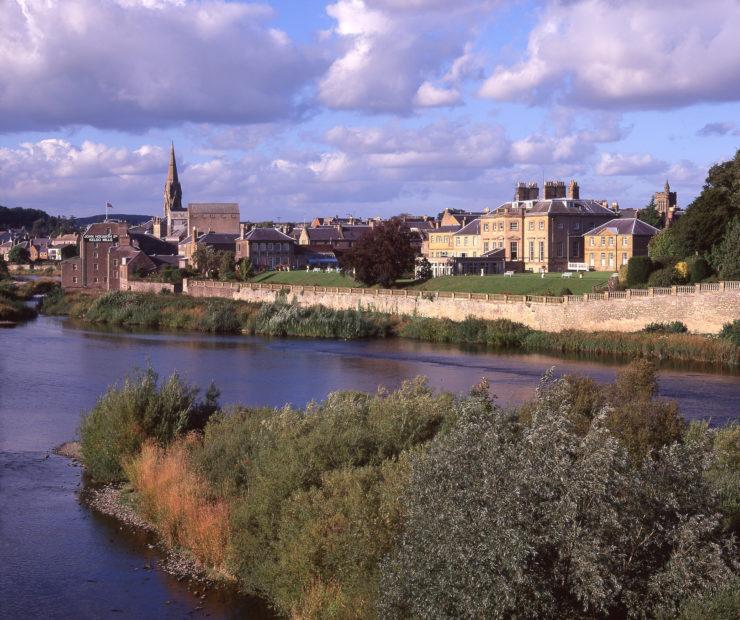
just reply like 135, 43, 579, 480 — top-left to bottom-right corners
1, 0, 738, 220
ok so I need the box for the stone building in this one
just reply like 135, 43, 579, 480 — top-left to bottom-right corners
479, 180, 616, 273
187, 203, 240, 238
583, 218, 659, 271
162, 143, 187, 237
654, 180, 681, 227
235, 227, 297, 270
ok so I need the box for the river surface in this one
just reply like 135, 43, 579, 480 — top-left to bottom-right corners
1, 315, 739, 618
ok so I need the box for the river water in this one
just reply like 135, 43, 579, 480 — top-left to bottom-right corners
1, 315, 738, 618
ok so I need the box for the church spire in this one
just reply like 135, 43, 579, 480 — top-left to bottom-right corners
163, 142, 183, 215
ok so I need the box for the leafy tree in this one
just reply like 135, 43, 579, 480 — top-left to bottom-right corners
669, 149, 740, 257
342, 219, 415, 287
8, 244, 29, 264
237, 257, 254, 281
649, 228, 685, 262
31, 218, 47, 236
626, 255, 654, 286
218, 250, 236, 281
686, 255, 713, 283
416, 256, 433, 280
381, 374, 735, 619
710, 215, 740, 280
192, 244, 219, 277
0, 256, 8, 280
638, 196, 663, 227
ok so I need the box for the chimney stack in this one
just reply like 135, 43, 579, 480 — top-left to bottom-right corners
544, 180, 566, 199
567, 180, 580, 200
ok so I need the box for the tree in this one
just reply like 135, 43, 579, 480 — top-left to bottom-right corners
218, 251, 236, 281
415, 256, 433, 281
192, 245, 219, 278
648, 228, 685, 262
380, 374, 735, 619
8, 244, 29, 265
638, 196, 663, 228
710, 215, 740, 280
342, 219, 415, 287
237, 257, 254, 282
669, 150, 740, 257
0, 256, 8, 280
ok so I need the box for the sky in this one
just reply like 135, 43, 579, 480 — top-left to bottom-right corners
1, 0, 739, 221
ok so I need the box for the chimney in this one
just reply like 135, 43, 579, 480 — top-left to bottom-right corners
544, 180, 566, 199
515, 182, 528, 202
240, 222, 248, 239
567, 180, 580, 200
611, 201, 619, 213
528, 182, 539, 200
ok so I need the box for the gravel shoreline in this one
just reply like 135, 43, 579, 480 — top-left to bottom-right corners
55, 440, 220, 589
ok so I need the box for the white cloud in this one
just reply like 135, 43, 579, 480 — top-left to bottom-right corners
480, 0, 740, 109
319, 0, 495, 113
0, 0, 320, 132
595, 152, 668, 176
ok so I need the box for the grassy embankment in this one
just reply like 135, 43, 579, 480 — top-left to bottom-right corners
251, 270, 610, 296
43, 288, 740, 368
79, 363, 739, 619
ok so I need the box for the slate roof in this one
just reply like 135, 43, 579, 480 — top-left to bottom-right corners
179, 232, 239, 246
454, 219, 481, 236
129, 232, 178, 256
243, 228, 295, 243
585, 218, 660, 236
492, 199, 616, 217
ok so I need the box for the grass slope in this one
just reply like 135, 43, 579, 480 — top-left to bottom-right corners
250, 270, 609, 296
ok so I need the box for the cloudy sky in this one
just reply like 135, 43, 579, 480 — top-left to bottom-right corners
1, 0, 739, 221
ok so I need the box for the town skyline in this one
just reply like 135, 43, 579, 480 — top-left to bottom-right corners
2, 0, 739, 219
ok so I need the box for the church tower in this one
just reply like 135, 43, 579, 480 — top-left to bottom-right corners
162, 143, 186, 237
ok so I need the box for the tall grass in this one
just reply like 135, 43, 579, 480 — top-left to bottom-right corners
124, 437, 230, 569
0, 283, 37, 323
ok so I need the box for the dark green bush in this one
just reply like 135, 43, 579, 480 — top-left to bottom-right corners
79, 367, 219, 482
643, 321, 688, 334
398, 316, 531, 347
686, 255, 713, 283
647, 266, 675, 287
719, 320, 740, 346
627, 255, 654, 287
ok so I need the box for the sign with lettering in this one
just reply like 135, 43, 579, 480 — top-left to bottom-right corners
83, 234, 118, 243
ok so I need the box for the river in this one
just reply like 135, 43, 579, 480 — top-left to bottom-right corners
1, 315, 738, 618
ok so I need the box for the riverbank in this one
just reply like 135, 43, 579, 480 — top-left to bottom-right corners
73, 365, 739, 619
42, 288, 740, 368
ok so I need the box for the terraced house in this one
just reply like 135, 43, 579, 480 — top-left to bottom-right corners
583, 218, 659, 271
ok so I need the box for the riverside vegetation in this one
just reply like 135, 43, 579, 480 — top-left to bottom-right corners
79, 361, 739, 619
42, 288, 740, 368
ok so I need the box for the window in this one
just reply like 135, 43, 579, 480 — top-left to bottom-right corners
473, 237, 478, 246
573, 222, 581, 231
589, 254, 594, 267
484, 241, 489, 252
622, 236, 629, 246
528, 221, 534, 231
483, 223, 489, 232
510, 222, 518, 231
601, 236, 606, 246
499, 222, 504, 230
106, 228, 111, 234
93, 252, 99, 259
94, 263, 99, 271
609, 237, 614, 246
113, 259, 118, 267
622, 252, 628, 265
557, 242, 564, 258
499, 241, 504, 248
573, 240, 580, 256
464, 237, 469, 246
539, 241, 545, 261
600, 252, 606, 267
93, 277, 99, 283
590, 237, 594, 246
539, 221, 544, 230
609, 254, 614, 268
73, 263, 78, 271
267, 243, 273, 251
529, 241, 534, 260
557, 222, 564, 230
510, 241, 518, 260
456, 237, 460, 245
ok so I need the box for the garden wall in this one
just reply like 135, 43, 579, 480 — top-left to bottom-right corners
184, 279, 740, 334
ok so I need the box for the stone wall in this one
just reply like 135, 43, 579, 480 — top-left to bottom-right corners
124, 280, 177, 294
183, 279, 740, 334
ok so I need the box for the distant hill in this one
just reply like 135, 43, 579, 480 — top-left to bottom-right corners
73, 213, 152, 226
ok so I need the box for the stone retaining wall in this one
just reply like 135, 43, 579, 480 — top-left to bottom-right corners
124, 280, 177, 294
183, 279, 740, 334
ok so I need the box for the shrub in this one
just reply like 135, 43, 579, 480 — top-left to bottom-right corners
618, 264, 628, 285
719, 320, 740, 346
644, 321, 688, 334
79, 367, 219, 482
674, 260, 689, 281
647, 266, 675, 287
380, 374, 735, 619
687, 255, 713, 283
626, 255, 654, 286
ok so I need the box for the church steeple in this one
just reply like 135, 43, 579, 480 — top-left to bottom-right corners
163, 142, 183, 216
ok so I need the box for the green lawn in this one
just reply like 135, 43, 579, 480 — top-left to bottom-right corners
250, 270, 609, 295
